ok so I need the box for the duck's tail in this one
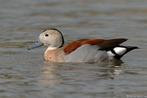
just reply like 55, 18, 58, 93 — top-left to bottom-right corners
106, 46, 139, 60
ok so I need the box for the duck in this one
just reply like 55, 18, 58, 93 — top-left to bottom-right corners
28, 28, 138, 63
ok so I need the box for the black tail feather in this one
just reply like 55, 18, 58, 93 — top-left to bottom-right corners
114, 46, 139, 60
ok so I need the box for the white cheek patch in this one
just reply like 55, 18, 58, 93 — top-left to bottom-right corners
113, 47, 126, 55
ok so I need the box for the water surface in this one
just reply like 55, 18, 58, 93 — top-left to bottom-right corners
0, 0, 147, 98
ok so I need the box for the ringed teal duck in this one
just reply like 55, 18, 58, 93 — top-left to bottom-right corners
28, 28, 138, 63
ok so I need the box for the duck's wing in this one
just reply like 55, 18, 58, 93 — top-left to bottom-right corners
98, 38, 128, 50
64, 38, 127, 54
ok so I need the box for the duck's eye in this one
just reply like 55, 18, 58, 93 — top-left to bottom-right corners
45, 34, 48, 37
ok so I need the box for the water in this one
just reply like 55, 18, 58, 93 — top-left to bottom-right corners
0, 0, 147, 98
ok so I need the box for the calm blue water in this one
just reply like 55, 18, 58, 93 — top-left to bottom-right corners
0, 0, 147, 98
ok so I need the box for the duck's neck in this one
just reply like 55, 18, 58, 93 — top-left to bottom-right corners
46, 46, 58, 51
44, 46, 58, 56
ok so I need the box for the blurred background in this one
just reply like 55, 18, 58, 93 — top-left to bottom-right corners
0, 0, 147, 98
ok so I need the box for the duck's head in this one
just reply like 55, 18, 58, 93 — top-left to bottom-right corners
28, 28, 64, 50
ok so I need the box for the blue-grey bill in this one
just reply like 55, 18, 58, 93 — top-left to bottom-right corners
27, 42, 43, 50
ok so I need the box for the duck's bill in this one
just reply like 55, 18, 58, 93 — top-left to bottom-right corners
28, 42, 43, 50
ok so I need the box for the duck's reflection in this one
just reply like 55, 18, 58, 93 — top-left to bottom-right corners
39, 59, 125, 87
98, 59, 125, 79
39, 62, 63, 87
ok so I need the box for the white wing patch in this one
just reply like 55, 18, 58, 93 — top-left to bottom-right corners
113, 47, 126, 55
107, 51, 115, 57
